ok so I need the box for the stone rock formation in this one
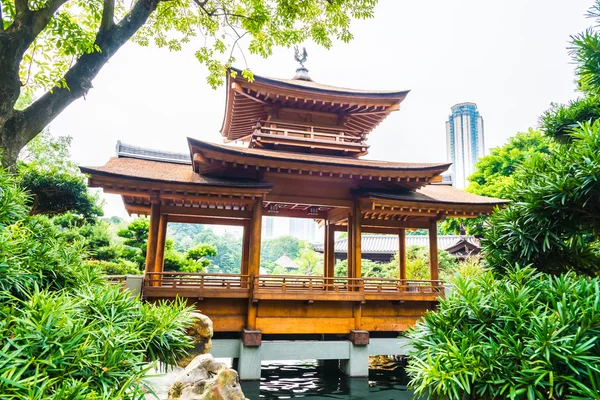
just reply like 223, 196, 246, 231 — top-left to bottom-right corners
179, 312, 214, 368
167, 354, 246, 400
189, 312, 214, 354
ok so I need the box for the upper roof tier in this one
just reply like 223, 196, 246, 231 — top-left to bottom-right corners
220, 68, 410, 155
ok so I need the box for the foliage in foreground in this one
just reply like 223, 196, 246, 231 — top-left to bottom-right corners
408, 267, 600, 400
0, 167, 194, 399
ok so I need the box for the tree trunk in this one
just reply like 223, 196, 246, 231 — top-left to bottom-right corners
0, 0, 161, 169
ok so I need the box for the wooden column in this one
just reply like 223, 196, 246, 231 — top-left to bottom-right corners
398, 228, 407, 281
352, 200, 362, 280
247, 198, 263, 330
248, 198, 263, 277
241, 221, 251, 276
154, 214, 168, 274
326, 221, 336, 280
145, 200, 161, 276
347, 214, 354, 278
429, 221, 439, 281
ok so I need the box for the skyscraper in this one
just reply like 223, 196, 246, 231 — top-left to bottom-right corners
445, 102, 485, 189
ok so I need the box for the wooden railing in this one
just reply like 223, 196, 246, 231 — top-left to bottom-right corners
135, 273, 443, 300
254, 275, 364, 293
363, 278, 444, 294
144, 272, 251, 289
253, 120, 364, 144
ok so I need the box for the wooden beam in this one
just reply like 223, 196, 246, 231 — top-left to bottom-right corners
429, 221, 439, 281
145, 202, 161, 276
155, 214, 168, 274
166, 215, 247, 226
124, 202, 151, 216
328, 207, 350, 224
360, 218, 431, 230
399, 228, 406, 280
263, 208, 327, 220
161, 205, 251, 219
265, 194, 353, 208
232, 83, 268, 104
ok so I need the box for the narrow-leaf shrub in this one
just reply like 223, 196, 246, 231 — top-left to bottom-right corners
0, 167, 194, 399
407, 266, 600, 400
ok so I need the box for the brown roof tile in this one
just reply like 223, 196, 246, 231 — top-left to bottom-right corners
362, 185, 509, 206
80, 157, 272, 189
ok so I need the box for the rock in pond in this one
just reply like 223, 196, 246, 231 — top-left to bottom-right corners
167, 354, 246, 400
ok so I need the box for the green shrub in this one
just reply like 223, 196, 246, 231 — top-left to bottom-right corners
0, 166, 193, 399
407, 266, 600, 400
86, 259, 141, 275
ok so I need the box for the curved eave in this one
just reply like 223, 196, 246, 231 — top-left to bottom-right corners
220, 68, 410, 141
358, 186, 509, 218
243, 69, 410, 100
188, 138, 450, 184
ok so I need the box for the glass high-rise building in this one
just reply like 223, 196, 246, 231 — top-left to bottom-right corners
445, 102, 485, 189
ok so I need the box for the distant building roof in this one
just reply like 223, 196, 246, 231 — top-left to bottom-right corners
274, 255, 298, 270
116, 141, 191, 164
312, 235, 480, 254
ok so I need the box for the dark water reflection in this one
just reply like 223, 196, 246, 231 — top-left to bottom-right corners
240, 357, 418, 399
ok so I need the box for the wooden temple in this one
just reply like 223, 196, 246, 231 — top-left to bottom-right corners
82, 66, 506, 345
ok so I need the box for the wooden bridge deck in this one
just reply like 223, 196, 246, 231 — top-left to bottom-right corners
138, 273, 443, 335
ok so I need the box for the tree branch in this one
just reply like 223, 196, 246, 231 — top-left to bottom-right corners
14, 0, 30, 17
14, 0, 163, 146
0, 4, 5, 32
100, 0, 115, 32
30, 0, 70, 38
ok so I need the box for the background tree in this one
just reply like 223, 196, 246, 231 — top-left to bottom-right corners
17, 131, 103, 219
295, 241, 322, 275
483, 2, 600, 275
0, 0, 377, 167
442, 129, 553, 236
261, 235, 301, 267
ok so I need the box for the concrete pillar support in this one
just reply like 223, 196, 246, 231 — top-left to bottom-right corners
340, 342, 369, 377
237, 342, 262, 380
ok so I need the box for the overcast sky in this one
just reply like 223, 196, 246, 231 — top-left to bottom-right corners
48, 0, 592, 218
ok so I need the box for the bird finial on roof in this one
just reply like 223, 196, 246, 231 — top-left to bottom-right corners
294, 46, 307, 67
292, 46, 312, 81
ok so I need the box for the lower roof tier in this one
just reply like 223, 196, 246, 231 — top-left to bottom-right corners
80, 144, 508, 221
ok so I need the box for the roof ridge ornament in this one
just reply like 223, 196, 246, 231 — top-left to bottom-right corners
293, 46, 312, 81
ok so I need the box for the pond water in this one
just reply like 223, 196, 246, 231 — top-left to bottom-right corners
240, 357, 419, 400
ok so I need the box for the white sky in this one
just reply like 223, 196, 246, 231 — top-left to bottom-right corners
48, 0, 591, 218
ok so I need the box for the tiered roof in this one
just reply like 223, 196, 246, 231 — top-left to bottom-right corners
81, 66, 508, 220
